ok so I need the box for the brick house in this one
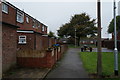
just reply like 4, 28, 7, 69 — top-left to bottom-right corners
80, 38, 96, 45
15, 7, 48, 51
102, 32, 120, 51
1, 1, 19, 72
1, 0, 49, 72
1, 1, 48, 51
112, 31, 120, 40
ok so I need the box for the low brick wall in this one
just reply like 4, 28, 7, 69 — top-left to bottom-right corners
61, 44, 68, 54
17, 45, 68, 68
17, 50, 55, 68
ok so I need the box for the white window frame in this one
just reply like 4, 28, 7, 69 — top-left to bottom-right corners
17, 11, 24, 23
42, 25, 44, 31
90, 41, 94, 43
26, 16, 29, 23
2, 3, 8, 14
32, 20, 35, 28
83, 41, 85, 43
18, 35, 26, 44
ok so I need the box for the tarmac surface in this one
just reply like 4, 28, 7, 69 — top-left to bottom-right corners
45, 48, 89, 78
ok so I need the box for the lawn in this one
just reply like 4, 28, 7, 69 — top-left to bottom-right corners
68, 44, 96, 48
79, 52, 120, 76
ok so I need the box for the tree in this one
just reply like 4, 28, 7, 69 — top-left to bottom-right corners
48, 31, 55, 37
58, 13, 97, 46
108, 16, 120, 33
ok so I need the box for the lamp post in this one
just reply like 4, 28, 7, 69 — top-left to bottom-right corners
97, 0, 102, 76
113, 0, 118, 76
75, 28, 77, 47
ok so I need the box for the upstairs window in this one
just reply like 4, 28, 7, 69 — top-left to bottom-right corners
32, 20, 35, 28
38, 23, 40, 27
17, 11, 24, 23
90, 41, 94, 43
26, 17, 29, 23
42, 25, 44, 31
18, 35, 26, 44
2, 3, 8, 14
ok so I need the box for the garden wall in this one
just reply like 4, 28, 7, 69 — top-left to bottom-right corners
17, 45, 68, 68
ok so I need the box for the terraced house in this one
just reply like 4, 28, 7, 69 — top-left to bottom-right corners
1, 0, 51, 72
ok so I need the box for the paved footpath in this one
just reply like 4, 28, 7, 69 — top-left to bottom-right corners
45, 48, 89, 78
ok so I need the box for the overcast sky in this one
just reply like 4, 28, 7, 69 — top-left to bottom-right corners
7, 0, 120, 38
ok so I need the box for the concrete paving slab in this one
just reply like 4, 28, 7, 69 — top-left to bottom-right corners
3, 68, 51, 80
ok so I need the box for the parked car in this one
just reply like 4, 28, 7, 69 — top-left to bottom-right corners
81, 45, 92, 52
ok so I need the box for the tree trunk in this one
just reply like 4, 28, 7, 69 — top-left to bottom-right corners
77, 37, 80, 46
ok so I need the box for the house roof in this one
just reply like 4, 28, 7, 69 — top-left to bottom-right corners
2, 0, 48, 28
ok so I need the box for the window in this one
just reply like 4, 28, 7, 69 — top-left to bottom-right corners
42, 25, 44, 31
19, 36, 26, 44
38, 23, 40, 27
26, 17, 29, 23
90, 41, 94, 43
17, 11, 24, 23
32, 20, 35, 28
83, 41, 85, 43
2, 3, 8, 13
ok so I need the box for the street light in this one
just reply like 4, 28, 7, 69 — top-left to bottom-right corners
75, 28, 77, 47
113, 0, 118, 76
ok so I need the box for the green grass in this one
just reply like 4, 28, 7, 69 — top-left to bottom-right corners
79, 52, 120, 76
68, 44, 97, 48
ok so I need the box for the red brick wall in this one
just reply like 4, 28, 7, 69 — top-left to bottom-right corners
41, 36, 49, 50
17, 45, 68, 68
2, 3, 16, 25
17, 15, 33, 31
35, 33, 42, 51
17, 33, 35, 50
1, 2, 48, 35
17, 33, 49, 51
17, 18, 48, 35
49, 38, 55, 47
2, 24, 17, 72
17, 51, 55, 68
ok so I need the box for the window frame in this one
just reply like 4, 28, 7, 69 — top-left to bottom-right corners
2, 3, 8, 14
32, 20, 35, 28
90, 41, 94, 44
38, 23, 40, 27
17, 10, 24, 23
18, 35, 27, 44
42, 25, 45, 31
26, 16, 29, 23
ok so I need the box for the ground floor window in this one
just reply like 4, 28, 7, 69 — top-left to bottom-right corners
18, 35, 26, 44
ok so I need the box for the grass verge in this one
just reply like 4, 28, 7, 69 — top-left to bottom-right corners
79, 52, 120, 77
